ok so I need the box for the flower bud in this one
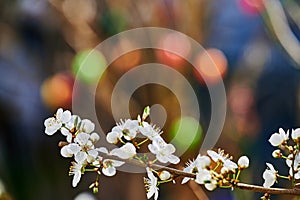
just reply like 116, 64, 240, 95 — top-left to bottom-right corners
272, 149, 281, 158
237, 156, 249, 169
158, 170, 171, 180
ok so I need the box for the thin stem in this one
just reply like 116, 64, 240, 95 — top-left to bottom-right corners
137, 138, 149, 146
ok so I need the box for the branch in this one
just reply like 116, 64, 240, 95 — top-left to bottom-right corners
99, 153, 300, 196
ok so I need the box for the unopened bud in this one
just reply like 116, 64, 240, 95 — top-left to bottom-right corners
272, 149, 281, 158
158, 170, 171, 180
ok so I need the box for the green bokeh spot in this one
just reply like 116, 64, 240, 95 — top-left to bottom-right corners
72, 50, 107, 84
169, 117, 202, 152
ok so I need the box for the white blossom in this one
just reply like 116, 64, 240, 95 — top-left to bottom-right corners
110, 143, 137, 159
106, 119, 139, 144
158, 171, 171, 181
263, 163, 277, 188
144, 168, 159, 200
148, 136, 180, 164
292, 128, 300, 141
139, 121, 161, 140
238, 156, 250, 169
195, 169, 217, 191
60, 143, 81, 158
272, 149, 281, 158
69, 162, 83, 187
268, 128, 289, 146
207, 150, 225, 163
207, 150, 237, 172
222, 159, 238, 172
79, 119, 95, 133
286, 153, 300, 179
60, 115, 80, 142
102, 159, 125, 176
181, 155, 210, 184
61, 133, 98, 164
44, 108, 71, 135
90, 132, 100, 143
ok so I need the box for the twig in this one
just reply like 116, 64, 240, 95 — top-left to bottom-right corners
99, 152, 300, 196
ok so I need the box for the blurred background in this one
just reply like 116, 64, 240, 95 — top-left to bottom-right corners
1, 0, 300, 199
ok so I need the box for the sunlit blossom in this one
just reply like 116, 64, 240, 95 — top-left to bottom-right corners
268, 128, 289, 146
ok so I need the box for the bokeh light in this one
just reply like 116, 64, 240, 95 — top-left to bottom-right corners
193, 48, 228, 85
111, 38, 141, 72
169, 116, 203, 152
155, 32, 191, 69
41, 72, 74, 110
238, 0, 263, 15
72, 49, 107, 84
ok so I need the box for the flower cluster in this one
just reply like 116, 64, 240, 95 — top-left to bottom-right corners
262, 128, 300, 190
181, 149, 249, 191
106, 108, 180, 164
44, 107, 180, 199
44, 107, 300, 200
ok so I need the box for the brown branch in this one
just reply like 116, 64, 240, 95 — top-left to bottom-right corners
98, 153, 300, 196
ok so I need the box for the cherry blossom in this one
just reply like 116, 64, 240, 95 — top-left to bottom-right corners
286, 153, 300, 179
44, 108, 71, 135
207, 150, 238, 172
69, 161, 84, 187
263, 163, 277, 188
106, 119, 139, 144
102, 159, 125, 176
110, 143, 137, 159
268, 128, 289, 146
144, 168, 159, 200
292, 128, 300, 141
195, 169, 217, 191
158, 171, 171, 181
181, 154, 210, 184
237, 156, 250, 169
60, 115, 80, 142
148, 136, 180, 164
139, 121, 161, 140
79, 119, 95, 134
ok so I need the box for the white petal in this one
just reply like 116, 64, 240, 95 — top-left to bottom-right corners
292, 128, 300, 140
61, 145, 73, 157
224, 159, 238, 170
266, 163, 276, 172
207, 150, 223, 162
102, 166, 116, 176
106, 131, 121, 144
68, 143, 81, 154
181, 177, 191, 184
167, 154, 180, 164
61, 110, 72, 123
80, 119, 95, 133
164, 144, 176, 154
238, 156, 250, 168
110, 143, 136, 159
75, 133, 90, 145
75, 152, 87, 163
205, 183, 217, 191
97, 147, 108, 154
112, 160, 125, 167
195, 155, 211, 168
90, 132, 100, 143
44, 118, 61, 135
268, 134, 282, 146
72, 172, 81, 187
88, 149, 98, 159
56, 108, 63, 120
148, 144, 158, 154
